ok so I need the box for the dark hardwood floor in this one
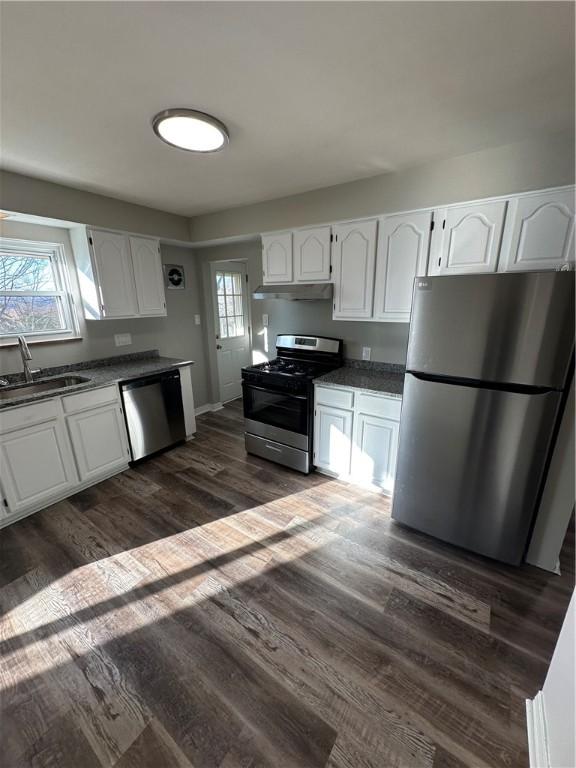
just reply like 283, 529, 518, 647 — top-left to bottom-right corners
1, 399, 573, 768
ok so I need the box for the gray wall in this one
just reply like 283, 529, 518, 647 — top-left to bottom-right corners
0, 221, 211, 406
261, 299, 409, 365
193, 239, 409, 404
189, 132, 575, 240
0, 170, 190, 241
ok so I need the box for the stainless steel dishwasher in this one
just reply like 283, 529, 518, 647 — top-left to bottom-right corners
120, 370, 186, 461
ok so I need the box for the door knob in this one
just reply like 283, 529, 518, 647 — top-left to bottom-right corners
216, 344, 222, 350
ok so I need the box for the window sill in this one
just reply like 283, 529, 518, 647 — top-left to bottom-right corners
0, 335, 83, 348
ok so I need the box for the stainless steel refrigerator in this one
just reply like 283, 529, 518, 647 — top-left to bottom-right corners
391, 271, 574, 565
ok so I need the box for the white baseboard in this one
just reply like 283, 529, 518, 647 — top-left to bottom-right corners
526, 691, 550, 768
194, 402, 224, 416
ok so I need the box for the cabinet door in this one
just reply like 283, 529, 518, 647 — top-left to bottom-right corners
0, 419, 77, 515
499, 189, 575, 272
262, 232, 293, 283
332, 219, 378, 319
67, 404, 129, 483
293, 226, 331, 282
129, 236, 167, 315
314, 404, 353, 476
89, 229, 138, 317
429, 201, 506, 275
374, 211, 432, 322
351, 413, 399, 494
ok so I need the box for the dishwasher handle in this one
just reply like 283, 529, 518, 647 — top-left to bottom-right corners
121, 370, 181, 392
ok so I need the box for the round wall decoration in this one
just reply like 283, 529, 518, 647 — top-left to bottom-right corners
164, 264, 185, 289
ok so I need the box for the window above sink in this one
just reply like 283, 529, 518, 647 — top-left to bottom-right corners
0, 237, 80, 344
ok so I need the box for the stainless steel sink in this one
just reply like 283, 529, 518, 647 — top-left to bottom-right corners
0, 376, 91, 401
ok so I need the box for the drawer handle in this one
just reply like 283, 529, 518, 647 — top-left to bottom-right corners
265, 444, 282, 453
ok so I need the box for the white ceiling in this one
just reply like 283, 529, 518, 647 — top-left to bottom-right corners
1, 2, 573, 217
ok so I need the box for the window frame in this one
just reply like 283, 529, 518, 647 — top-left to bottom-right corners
0, 237, 80, 345
215, 268, 246, 340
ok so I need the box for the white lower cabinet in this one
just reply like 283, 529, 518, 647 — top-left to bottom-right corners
0, 408, 78, 516
63, 385, 129, 483
314, 403, 353, 476
314, 384, 402, 494
66, 403, 129, 483
0, 385, 131, 527
351, 413, 399, 493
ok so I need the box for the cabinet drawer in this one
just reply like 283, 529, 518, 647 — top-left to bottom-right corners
315, 385, 354, 410
0, 399, 60, 434
355, 392, 402, 421
62, 385, 120, 414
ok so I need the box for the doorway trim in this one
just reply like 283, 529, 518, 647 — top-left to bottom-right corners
205, 258, 253, 404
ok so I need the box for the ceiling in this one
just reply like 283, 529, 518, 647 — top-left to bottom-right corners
1, 2, 574, 217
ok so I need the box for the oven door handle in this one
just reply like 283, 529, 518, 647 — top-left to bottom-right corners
243, 383, 308, 401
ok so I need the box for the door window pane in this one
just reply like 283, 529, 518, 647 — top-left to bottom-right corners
215, 270, 245, 339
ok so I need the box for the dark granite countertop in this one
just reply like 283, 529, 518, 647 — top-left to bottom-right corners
315, 360, 405, 398
0, 350, 193, 411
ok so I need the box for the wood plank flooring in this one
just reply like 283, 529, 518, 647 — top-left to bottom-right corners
1, 399, 573, 768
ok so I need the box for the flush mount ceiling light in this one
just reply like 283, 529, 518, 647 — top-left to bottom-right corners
152, 108, 229, 153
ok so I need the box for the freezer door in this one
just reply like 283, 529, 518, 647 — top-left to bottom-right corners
408, 272, 574, 388
391, 373, 562, 564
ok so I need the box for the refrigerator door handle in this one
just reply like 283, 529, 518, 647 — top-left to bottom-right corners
407, 370, 557, 395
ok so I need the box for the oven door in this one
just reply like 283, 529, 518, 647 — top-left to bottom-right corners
243, 382, 310, 451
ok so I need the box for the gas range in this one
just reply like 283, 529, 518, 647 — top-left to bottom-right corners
252, 358, 322, 378
242, 334, 343, 473
242, 356, 333, 393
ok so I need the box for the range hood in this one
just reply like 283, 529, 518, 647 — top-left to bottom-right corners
252, 283, 333, 301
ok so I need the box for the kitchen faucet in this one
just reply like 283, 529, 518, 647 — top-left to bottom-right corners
17, 335, 40, 383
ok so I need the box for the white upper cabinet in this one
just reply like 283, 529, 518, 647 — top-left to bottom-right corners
429, 201, 507, 275
89, 229, 139, 317
129, 236, 167, 315
332, 219, 378, 320
293, 226, 331, 282
262, 232, 293, 283
72, 228, 166, 319
499, 188, 575, 272
373, 211, 432, 322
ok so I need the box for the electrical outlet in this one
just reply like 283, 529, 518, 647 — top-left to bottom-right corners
362, 346, 371, 361
262, 313, 269, 327
194, 314, 201, 325
114, 333, 132, 347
